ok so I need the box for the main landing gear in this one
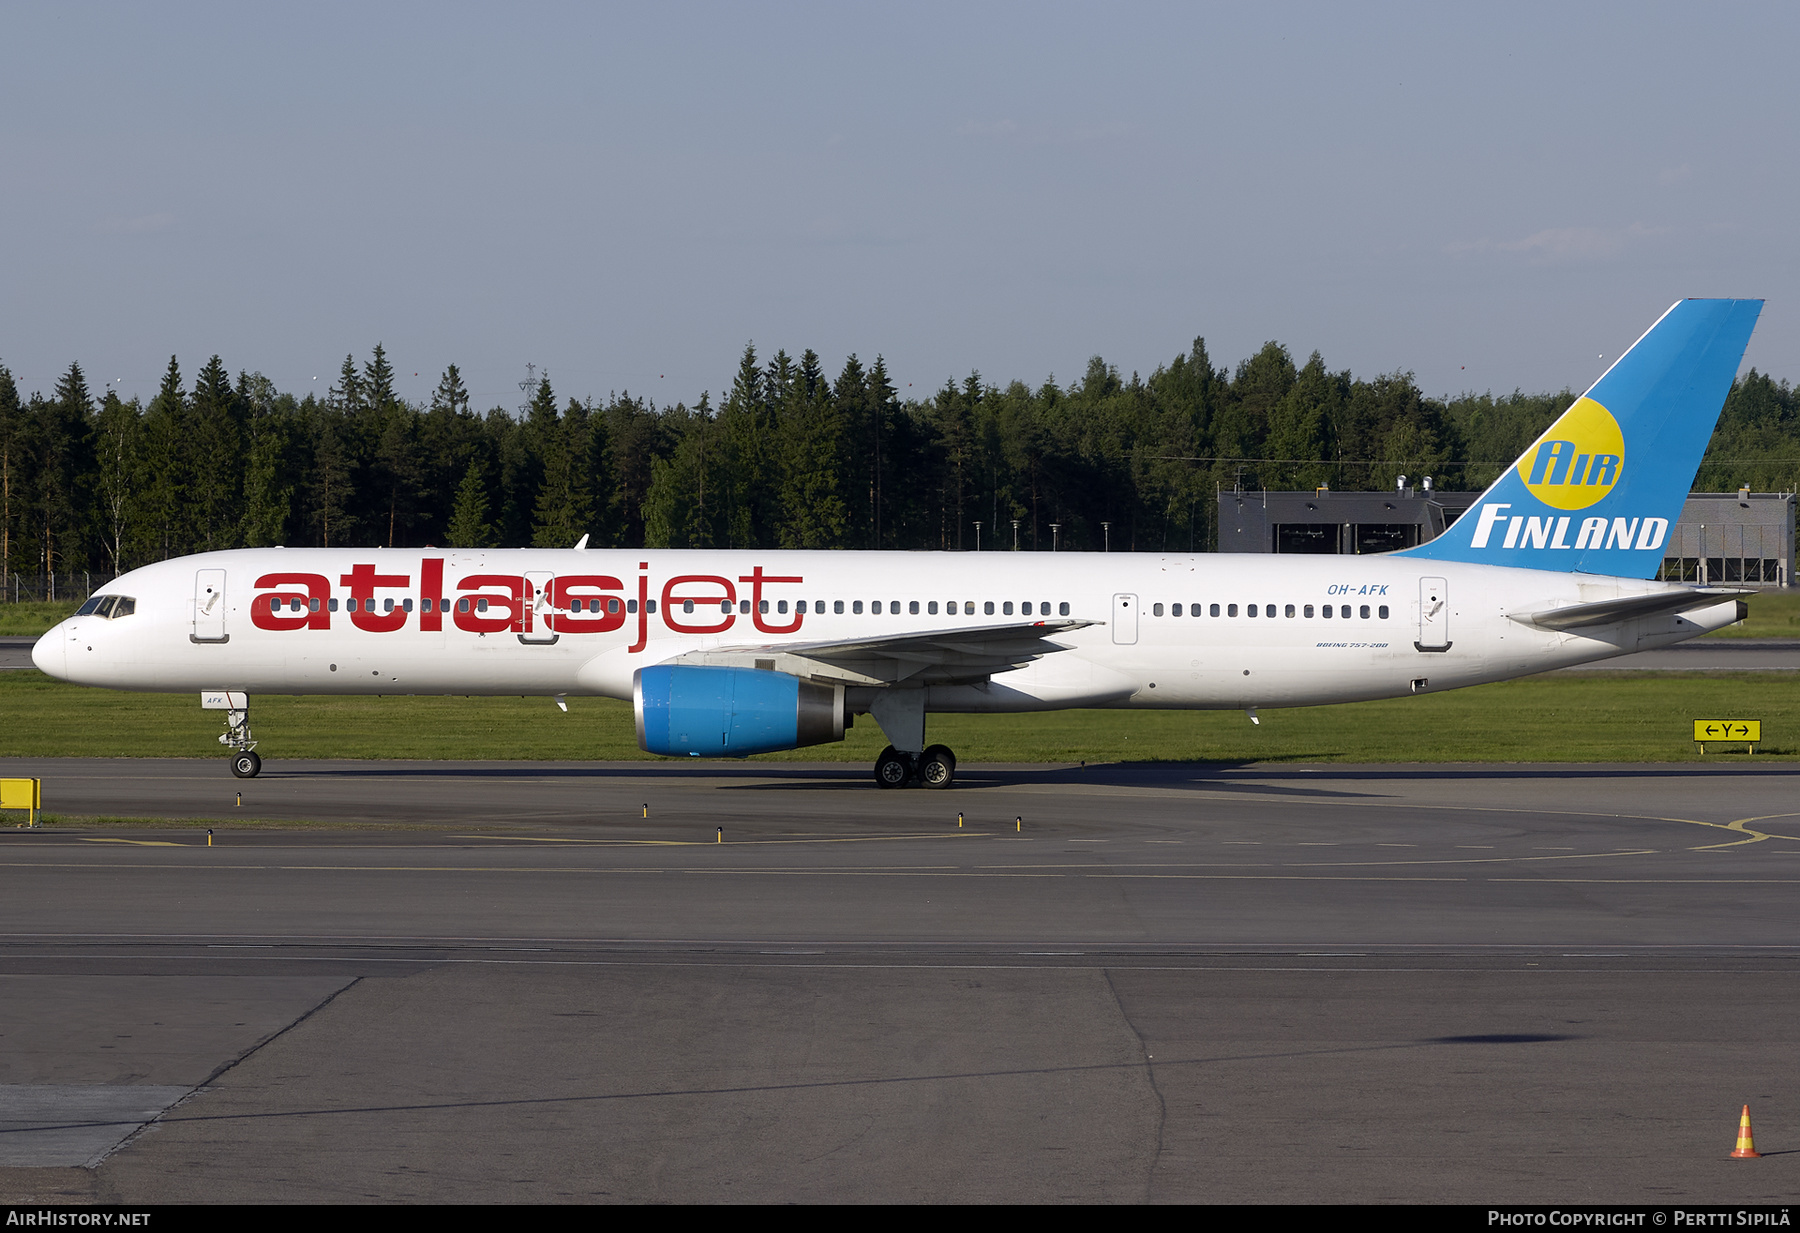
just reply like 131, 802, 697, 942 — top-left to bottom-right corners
873, 744, 957, 790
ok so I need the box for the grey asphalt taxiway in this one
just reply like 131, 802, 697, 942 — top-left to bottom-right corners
3, 757, 1800, 1204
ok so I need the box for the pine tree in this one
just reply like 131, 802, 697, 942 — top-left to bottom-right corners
446, 460, 495, 548
532, 397, 595, 548
93, 389, 140, 573
139, 356, 191, 557
0, 363, 21, 589
190, 355, 244, 550
431, 364, 470, 416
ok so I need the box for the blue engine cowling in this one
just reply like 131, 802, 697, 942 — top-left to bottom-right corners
634, 665, 847, 756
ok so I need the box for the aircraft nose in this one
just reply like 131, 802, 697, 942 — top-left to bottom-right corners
31, 626, 67, 679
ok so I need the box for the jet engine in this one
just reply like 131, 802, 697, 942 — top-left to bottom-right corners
634, 665, 846, 756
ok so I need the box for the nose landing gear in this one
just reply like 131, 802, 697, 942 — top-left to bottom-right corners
219, 704, 261, 778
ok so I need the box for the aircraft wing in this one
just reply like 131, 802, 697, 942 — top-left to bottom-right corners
667, 619, 1099, 687
1515, 589, 1750, 632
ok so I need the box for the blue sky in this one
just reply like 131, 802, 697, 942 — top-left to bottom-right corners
3, 1, 1795, 411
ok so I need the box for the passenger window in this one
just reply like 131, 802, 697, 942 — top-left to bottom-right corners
682, 599, 694, 613
795, 600, 806, 614
1210, 603, 1220, 617
269, 597, 281, 613
1247, 604, 1257, 618
760, 600, 770, 614
1058, 602, 1069, 616
890, 600, 899, 613
1171, 603, 1182, 618
1285, 604, 1295, 618
835, 600, 845, 614
1004, 601, 1014, 616
1153, 603, 1164, 616
1360, 605, 1371, 618
909, 601, 919, 614
1304, 604, 1314, 618
626, 599, 637, 614
928, 601, 938, 615
1228, 604, 1238, 617
854, 601, 863, 614
608, 598, 620, 614
477, 599, 489, 613
777, 600, 787, 614
984, 601, 995, 615
403, 598, 414, 613
1021, 602, 1033, 616
1379, 605, 1389, 619
647, 601, 657, 613
1341, 605, 1351, 618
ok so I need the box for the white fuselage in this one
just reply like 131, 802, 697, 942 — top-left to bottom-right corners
34, 547, 1739, 713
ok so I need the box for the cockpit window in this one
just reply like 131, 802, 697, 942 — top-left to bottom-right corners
77, 595, 135, 619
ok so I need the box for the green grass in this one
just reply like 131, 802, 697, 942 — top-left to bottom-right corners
0, 601, 79, 636
0, 669, 1790, 764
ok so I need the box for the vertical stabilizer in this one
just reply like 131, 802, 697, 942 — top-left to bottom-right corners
1401, 298, 1762, 577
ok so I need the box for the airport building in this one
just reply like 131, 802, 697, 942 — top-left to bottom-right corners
1217, 484, 1795, 588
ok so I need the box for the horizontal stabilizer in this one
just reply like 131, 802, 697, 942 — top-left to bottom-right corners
1513, 589, 1749, 632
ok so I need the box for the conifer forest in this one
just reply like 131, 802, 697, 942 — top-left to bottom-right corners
1, 338, 1795, 592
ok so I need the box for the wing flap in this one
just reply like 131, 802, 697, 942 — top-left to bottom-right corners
669, 619, 1098, 687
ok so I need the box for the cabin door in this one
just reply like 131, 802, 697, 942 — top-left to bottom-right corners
1417, 576, 1450, 651
1112, 593, 1139, 645
520, 571, 558, 644
193, 569, 228, 643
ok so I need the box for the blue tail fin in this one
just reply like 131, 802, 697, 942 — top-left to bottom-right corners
1401, 298, 1762, 577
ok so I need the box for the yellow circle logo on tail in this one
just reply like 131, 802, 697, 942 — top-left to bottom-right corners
1517, 397, 1625, 510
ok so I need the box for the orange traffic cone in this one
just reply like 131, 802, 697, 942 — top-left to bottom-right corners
1730, 1105, 1761, 1158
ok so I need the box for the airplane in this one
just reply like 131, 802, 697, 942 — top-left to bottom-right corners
33, 298, 1764, 788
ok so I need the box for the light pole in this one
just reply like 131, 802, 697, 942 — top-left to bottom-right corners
1050, 523, 1062, 552
1101, 521, 1111, 552
973, 521, 982, 551
1011, 519, 1019, 551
